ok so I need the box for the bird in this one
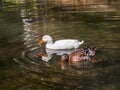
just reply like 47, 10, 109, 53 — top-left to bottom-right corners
38, 35, 84, 49
61, 47, 97, 63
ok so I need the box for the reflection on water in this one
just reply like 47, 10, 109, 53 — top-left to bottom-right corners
0, 0, 120, 90
20, 8, 45, 48
14, 46, 95, 71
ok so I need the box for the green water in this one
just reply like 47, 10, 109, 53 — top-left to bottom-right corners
0, 1, 120, 90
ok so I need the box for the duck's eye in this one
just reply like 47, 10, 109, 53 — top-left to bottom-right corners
62, 54, 68, 59
65, 55, 68, 58
44, 37, 47, 39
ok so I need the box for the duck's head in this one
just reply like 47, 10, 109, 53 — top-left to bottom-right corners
61, 53, 69, 62
38, 35, 53, 44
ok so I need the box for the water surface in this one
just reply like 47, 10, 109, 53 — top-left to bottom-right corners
0, 1, 120, 90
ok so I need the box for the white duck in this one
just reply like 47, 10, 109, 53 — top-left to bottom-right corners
38, 35, 84, 49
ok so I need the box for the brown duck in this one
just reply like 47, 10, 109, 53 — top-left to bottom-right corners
61, 47, 97, 63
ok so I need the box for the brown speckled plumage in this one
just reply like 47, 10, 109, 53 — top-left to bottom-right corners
61, 47, 97, 62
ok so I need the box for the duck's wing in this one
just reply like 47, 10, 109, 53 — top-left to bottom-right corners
54, 39, 79, 44
53, 39, 81, 49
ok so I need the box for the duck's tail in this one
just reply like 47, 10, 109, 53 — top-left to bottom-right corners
79, 40, 84, 45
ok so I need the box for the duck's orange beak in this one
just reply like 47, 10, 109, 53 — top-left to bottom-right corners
38, 39, 44, 44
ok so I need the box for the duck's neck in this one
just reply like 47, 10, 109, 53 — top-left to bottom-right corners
47, 41, 53, 44
46, 41, 54, 49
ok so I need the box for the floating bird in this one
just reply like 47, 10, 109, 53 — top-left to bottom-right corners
61, 47, 97, 63
38, 35, 84, 49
